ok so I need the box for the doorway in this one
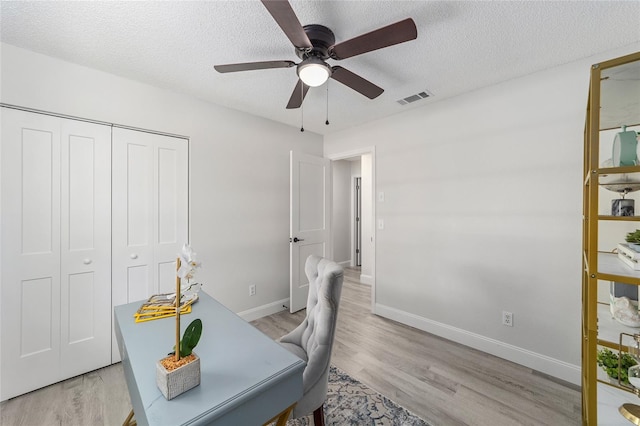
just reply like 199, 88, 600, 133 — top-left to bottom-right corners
328, 147, 375, 312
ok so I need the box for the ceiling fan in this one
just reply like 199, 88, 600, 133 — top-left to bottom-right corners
214, 0, 418, 109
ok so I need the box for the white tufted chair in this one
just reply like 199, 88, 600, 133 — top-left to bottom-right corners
278, 255, 344, 426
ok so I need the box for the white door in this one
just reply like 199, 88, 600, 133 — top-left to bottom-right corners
1, 110, 62, 400
111, 128, 188, 361
0, 109, 111, 400
289, 151, 330, 313
59, 119, 112, 378
153, 134, 189, 294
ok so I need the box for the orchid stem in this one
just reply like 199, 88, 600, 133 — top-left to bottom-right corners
175, 257, 181, 362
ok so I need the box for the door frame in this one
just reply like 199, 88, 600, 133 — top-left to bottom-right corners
354, 176, 362, 267
327, 146, 376, 314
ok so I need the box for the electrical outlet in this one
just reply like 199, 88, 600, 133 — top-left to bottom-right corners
502, 311, 513, 327
249, 285, 256, 296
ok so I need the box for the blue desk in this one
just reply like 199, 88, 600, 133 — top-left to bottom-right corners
114, 292, 305, 426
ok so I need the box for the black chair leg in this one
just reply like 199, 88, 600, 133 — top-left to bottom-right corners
313, 405, 325, 426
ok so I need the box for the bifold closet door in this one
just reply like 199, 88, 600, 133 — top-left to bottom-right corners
0, 108, 112, 400
111, 128, 188, 361
59, 119, 112, 379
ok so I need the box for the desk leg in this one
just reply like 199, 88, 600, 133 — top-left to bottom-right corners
123, 409, 137, 426
264, 403, 295, 426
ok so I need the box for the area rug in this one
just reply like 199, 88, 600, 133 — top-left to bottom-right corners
286, 365, 430, 426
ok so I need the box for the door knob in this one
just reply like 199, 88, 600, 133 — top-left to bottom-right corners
130, 253, 138, 259
83, 258, 92, 265
292, 237, 304, 243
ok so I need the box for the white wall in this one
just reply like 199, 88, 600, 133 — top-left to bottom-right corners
332, 160, 351, 265
324, 43, 640, 385
0, 43, 323, 316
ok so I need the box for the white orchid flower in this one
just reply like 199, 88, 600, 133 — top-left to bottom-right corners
177, 243, 201, 280
180, 282, 202, 303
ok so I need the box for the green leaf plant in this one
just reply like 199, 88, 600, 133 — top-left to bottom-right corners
173, 318, 202, 358
597, 348, 637, 384
626, 230, 640, 244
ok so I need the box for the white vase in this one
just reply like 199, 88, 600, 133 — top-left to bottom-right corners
156, 353, 201, 400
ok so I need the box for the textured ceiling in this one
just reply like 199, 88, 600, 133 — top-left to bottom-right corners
1, 1, 639, 134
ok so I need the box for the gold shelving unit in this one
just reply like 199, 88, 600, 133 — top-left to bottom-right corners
583, 51, 640, 425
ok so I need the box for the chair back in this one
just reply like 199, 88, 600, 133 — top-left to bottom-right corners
298, 255, 344, 383
279, 255, 344, 418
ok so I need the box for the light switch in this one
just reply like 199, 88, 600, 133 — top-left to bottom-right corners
378, 191, 385, 202
378, 219, 384, 230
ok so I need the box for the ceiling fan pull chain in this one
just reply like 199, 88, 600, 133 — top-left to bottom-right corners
300, 81, 305, 132
325, 82, 330, 126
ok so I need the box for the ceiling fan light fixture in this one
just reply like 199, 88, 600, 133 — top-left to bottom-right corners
297, 57, 331, 87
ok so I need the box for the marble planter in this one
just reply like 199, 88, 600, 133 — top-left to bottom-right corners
156, 353, 200, 400
612, 199, 635, 216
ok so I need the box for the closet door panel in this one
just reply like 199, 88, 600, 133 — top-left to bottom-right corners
21, 128, 56, 253
112, 129, 188, 304
127, 143, 153, 247
112, 128, 155, 310
20, 277, 56, 355
59, 119, 112, 378
111, 128, 188, 362
1, 109, 62, 400
155, 136, 188, 294
126, 265, 151, 302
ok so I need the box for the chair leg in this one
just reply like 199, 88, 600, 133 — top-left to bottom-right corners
123, 409, 137, 426
313, 405, 325, 426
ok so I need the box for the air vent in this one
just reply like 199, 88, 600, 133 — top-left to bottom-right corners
397, 90, 432, 106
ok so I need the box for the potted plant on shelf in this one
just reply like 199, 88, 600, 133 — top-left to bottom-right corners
597, 348, 637, 385
626, 230, 640, 252
156, 244, 203, 400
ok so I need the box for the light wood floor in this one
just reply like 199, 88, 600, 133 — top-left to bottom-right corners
252, 266, 581, 426
1, 266, 581, 425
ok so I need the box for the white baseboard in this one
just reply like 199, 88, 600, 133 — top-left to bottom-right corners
237, 298, 289, 322
359, 274, 373, 286
337, 260, 351, 267
375, 303, 581, 386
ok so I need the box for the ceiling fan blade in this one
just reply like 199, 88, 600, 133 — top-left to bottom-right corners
214, 60, 295, 73
261, 0, 312, 49
330, 18, 417, 60
286, 79, 310, 109
330, 66, 383, 99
